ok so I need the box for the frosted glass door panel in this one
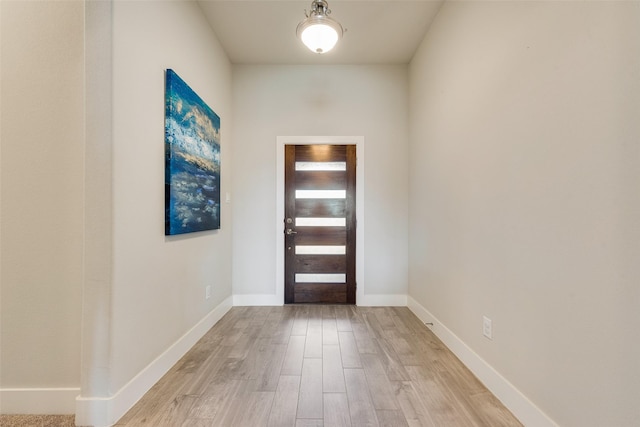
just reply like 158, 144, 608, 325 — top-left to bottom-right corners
295, 162, 347, 171
296, 218, 346, 227
295, 245, 346, 255
295, 190, 346, 199
295, 274, 346, 283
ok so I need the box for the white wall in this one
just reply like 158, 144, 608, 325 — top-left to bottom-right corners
408, 1, 640, 426
108, 0, 233, 394
0, 0, 84, 412
232, 65, 409, 304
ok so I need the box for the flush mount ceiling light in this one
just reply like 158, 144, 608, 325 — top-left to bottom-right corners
296, 0, 344, 54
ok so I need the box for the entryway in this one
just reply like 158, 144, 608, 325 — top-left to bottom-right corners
284, 144, 357, 304
276, 136, 364, 305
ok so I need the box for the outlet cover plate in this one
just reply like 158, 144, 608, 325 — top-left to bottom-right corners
483, 315, 492, 340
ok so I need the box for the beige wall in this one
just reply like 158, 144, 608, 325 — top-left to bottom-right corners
2, 0, 234, 418
0, 0, 84, 393
109, 0, 233, 394
231, 65, 409, 301
408, 1, 640, 426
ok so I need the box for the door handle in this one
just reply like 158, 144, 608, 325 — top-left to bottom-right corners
285, 228, 297, 235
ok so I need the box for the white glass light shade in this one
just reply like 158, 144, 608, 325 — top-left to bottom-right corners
296, 16, 343, 54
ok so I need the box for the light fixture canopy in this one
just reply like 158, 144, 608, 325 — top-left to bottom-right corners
296, 0, 344, 54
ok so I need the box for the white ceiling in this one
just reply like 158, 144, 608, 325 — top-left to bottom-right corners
197, 0, 445, 64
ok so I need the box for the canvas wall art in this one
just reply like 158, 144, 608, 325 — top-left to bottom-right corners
165, 69, 221, 235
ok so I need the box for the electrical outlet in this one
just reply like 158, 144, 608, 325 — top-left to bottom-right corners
483, 315, 493, 340
205, 285, 212, 300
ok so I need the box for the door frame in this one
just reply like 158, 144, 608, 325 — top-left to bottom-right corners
276, 136, 365, 305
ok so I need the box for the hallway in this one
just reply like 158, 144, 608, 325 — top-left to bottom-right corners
115, 306, 521, 426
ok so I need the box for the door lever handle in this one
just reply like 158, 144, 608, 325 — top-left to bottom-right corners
285, 228, 297, 235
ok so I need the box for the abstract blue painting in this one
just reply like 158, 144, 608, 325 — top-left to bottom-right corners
165, 69, 221, 235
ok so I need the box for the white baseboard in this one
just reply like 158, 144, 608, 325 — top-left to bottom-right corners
0, 388, 80, 414
75, 296, 233, 427
357, 293, 407, 306
407, 296, 557, 427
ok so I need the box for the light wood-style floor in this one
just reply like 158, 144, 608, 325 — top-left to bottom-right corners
115, 306, 522, 427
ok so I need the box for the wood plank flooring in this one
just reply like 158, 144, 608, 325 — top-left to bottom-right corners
115, 306, 522, 427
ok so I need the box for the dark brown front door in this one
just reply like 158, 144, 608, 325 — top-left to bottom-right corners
284, 144, 356, 304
